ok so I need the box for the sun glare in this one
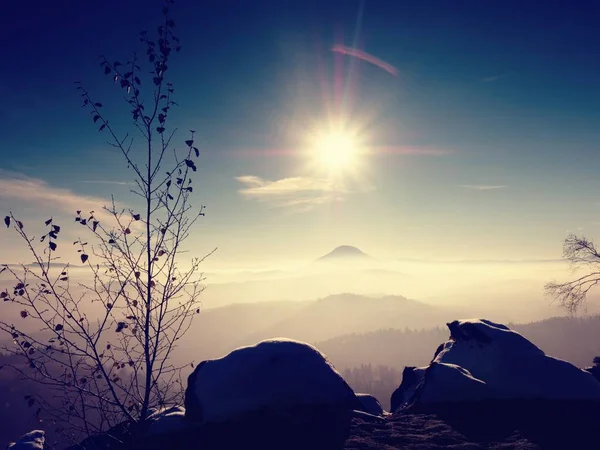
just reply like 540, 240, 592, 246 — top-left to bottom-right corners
311, 128, 361, 173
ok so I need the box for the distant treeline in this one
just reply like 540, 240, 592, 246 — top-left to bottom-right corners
342, 364, 402, 411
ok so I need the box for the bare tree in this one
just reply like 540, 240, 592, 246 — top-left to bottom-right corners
0, 0, 214, 442
545, 234, 600, 314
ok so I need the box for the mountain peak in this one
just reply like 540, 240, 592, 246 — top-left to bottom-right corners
317, 245, 371, 261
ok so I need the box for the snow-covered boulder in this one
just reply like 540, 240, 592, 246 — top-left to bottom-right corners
585, 365, 600, 383
185, 338, 362, 424
356, 393, 385, 416
392, 362, 492, 412
390, 366, 426, 411
7, 430, 45, 450
436, 319, 600, 400
392, 319, 600, 411
145, 405, 188, 436
585, 357, 600, 383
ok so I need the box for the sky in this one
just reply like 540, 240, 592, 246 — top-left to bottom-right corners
2, 0, 600, 268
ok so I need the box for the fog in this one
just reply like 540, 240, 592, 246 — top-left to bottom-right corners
199, 254, 586, 320
3, 249, 600, 444
3, 245, 600, 367
2, 250, 596, 341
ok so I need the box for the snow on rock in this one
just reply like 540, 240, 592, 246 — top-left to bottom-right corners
185, 338, 361, 424
390, 366, 426, 412
392, 319, 600, 411
356, 393, 385, 416
144, 405, 188, 436
391, 363, 494, 412
435, 319, 600, 400
415, 363, 490, 406
7, 430, 45, 450
585, 357, 600, 383
586, 365, 600, 383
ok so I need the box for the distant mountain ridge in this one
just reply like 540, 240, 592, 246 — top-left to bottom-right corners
175, 293, 464, 360
317, 245, 372, 261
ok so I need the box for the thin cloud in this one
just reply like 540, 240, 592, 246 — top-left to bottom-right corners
236, 176, 341, 195
397, 257, 563, 265
236, 175, 364, 213
375, 146, 453, 156
331, 45, 398, 77
81, 180, 134, 186
459, 184, 507, 191
0, 171, 118, 222
481, 73, 509, 83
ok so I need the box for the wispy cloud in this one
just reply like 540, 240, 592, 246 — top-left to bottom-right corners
375, 146, 453, 156
481, 73, 509, 83
0, 171, 117, 222
397, 257, 563, 265
459, 184, 507, 191
236, 175, 368, 213
81, 180, 134, 186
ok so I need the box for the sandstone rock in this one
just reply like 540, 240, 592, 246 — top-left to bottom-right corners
7, 430, 45, 450
391, 319, 600, 411
185, 338, 361, 424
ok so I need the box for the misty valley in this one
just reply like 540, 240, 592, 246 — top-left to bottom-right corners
2, 289, 600, 448
3, 0, 600, 449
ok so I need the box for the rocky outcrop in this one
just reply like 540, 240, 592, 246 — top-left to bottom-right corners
584, 357, 600, 383
184, 338, 364, 449
392, 319, 600, 411
185, 338, 362, 424
10, 326, 600, 450
356, 393, 384, 416
7, 430, 45, 450
390, 366, 426, 412
143, 406, 187, 436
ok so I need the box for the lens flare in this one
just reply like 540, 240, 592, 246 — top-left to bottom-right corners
331, 45, 398, 77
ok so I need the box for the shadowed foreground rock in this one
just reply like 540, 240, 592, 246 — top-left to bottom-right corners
54, 403, 600, 450
174, 406, 352, 450
185, 338, 362, 423
7, 430, 45, 450
66, 405, 352, 450
356, 393, 385, 416
67, 339, 360, 450
404, 399, 600, 450
344, 413, 538, 450
381, 319, 600, 449
18, 329, 600, 450
392, 319, 600, 412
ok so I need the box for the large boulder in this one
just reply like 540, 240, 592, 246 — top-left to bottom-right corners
584, 357, 600, 383
392, 362, 491, 412
7, 431, 45, 450
390, 366, 426, 412
184, 338, 361, 450
185, 338, 361, 423
392, 319, 600, 411
356, 393, 385, 416
144, 406, 188, 436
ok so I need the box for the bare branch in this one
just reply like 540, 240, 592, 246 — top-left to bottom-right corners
546, 234, 600, 313
0, 0, 211, 442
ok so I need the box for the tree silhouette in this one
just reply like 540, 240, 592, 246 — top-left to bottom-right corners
545, 234, 600, 313
0, 0, 214, 443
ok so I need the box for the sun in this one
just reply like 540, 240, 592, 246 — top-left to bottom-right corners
310, 127, 362, 173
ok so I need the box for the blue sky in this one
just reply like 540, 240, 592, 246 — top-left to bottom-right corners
1, 0, 600, 265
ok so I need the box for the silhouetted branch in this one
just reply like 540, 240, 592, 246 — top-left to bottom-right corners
545, 234, 600, 313
0, 0, 212, 442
